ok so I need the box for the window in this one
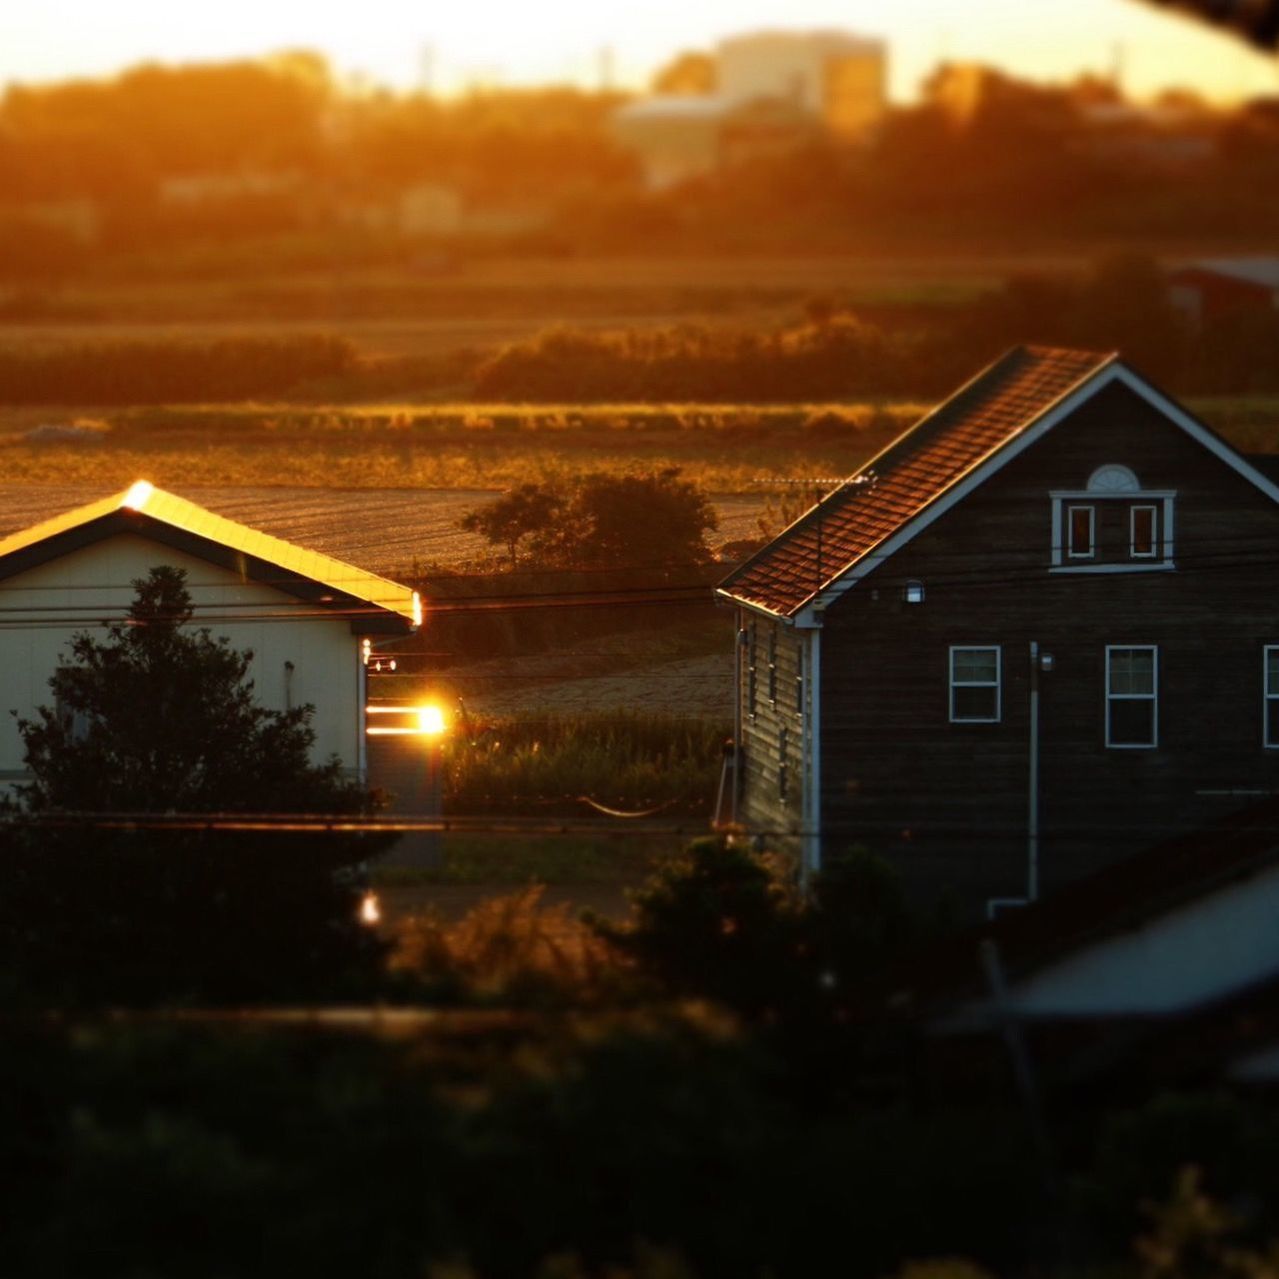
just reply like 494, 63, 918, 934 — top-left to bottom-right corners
1265, 647, 1279, 748
950, 646, 1001, 723
1106, 646, 1158, 748
1130, 505, 1158, 559
1050, 467, 1175, 572
1066, 505, 1095, 559
904, 580, 925, 604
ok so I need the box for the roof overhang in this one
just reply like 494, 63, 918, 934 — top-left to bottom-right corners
0, 506, 417, 636
774, 360, 1279, 628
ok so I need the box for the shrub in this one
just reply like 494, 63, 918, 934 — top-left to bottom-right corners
390, 886, 619, 1003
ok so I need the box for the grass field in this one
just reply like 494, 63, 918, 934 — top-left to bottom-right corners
2, 251, 1064, 345
2, 395, 1277, 494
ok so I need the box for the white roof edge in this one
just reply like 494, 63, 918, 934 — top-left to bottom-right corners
790, 354, 1123, 624
792, 359, 1279, 625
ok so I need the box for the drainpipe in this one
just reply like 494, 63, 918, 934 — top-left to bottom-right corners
1028, 639, 1040, 903
732, 610, 745, 825
805, 624, 823, 885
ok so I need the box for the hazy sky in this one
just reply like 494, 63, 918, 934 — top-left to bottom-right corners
4, 0, 1276, 102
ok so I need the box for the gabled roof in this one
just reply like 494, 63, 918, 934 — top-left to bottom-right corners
719, 345, 1116, 618
0, 481, 420, 634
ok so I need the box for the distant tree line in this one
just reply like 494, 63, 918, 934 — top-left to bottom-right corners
3, 53, 1279, 276
474, 255, 1279, 401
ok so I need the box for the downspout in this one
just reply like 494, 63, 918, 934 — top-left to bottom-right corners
732, 609, 745, 825
357, 642, 369, 783
1028, 639, 1040, 903
804, 623, 823, 886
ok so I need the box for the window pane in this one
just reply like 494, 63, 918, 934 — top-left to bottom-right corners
1110, 699, 1155, 746
1268, 699, 1279, 747
1069, 506, 1093, 556
954, 686, 997, 720
1110, 649, 1154, 695
953, 649, 997, 683
1132, 507, 1156, 556
1267, 649, 1279, 694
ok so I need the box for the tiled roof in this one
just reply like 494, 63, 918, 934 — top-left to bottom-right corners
719, 345, 1116, 617
0, 481, 420, 626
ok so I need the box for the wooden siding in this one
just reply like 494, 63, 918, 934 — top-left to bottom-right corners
799, 379, 1279, 915
739, 612, 807, 839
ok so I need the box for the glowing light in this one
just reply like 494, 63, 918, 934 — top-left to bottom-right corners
365, 703, 449, 736
411, 591, 423, 629
359, 891, 381, 926
122, 480, 154, 511
417, 704, 446, 736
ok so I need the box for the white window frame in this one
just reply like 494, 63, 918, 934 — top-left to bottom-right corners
949, 645, 1002, 724
1105, 645, 1159, 749
1065, 504, 1096, 560
1265, 645, 1279, 749
1050, 486, 1176, 573
1129, 504, 1158, 560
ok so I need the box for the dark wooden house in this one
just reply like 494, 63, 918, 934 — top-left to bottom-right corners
718, 345, 1279, 917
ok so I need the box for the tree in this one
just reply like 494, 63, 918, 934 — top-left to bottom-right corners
458, 482, 563, 569
15, 565, 370, 814
0, 567, 387, 1004
460, 469, 719, 571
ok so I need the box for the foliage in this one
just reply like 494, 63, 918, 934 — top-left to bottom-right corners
16, 566, 370, 814
442, 712, 728, 817
1077, 1093, 1279, 1252
594, 837, 806, 1019
389, 886, 619, 1004
0, 1018, 1046, 1279
0, 334, 357, 405
458, 482, 562, 567
0, 566, 389, 1004
459, 467, 718, 568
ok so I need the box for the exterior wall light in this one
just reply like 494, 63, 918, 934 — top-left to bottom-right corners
904, 581, 925, 604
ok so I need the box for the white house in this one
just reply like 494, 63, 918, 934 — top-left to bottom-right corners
0, 482, 420, 786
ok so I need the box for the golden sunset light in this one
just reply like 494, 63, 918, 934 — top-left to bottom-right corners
5, 0, 1276, 100
8, 0, 1279, 1269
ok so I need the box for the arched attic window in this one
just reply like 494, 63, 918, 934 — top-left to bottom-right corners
1050, 464, 1175, 572
1087, 464, 1141, 493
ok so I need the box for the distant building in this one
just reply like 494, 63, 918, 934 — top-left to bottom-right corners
716, 29, 887, 139
1168, 258, 1279, 326
616, 27, 885, 189
612, 94, 814, 190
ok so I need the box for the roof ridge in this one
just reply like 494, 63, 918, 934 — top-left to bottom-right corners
718, 344, 1118, 617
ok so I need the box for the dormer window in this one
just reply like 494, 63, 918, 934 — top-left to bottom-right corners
1050, 466, 1175, 573
1066, 505, 1095, 559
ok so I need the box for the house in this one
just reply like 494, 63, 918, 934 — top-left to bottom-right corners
611, 94, 814, 190
718, 345, 1279, 917
0, 482, 419, 787
1167, 257, 1279, 326
615, 27, 885, 190
715, 29, 887, 139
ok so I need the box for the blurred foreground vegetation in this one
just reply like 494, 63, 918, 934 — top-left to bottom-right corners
5, 839, 1279, 1277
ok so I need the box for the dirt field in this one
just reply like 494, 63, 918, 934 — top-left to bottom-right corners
0, 484, 767, 573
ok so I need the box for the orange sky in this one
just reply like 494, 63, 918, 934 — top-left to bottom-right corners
4, 0, 1276, 102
